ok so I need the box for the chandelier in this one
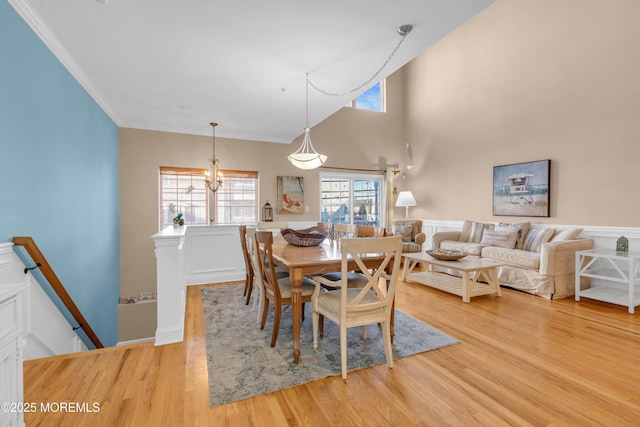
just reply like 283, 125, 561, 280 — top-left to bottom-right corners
287, 74, 328, 170
204, 122, 223, 193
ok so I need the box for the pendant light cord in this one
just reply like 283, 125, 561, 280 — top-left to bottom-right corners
306, 73, 310, 128
307, 25, 412, 97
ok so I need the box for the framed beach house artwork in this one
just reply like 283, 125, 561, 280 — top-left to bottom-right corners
493, 159, 550, 217
277, 176, 304, 214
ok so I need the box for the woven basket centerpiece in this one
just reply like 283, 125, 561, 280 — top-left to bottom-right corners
426, 249, 467, 261
281, 226, 329, 247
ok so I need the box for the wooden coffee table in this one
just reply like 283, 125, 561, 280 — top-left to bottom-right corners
402, 252, 503, 303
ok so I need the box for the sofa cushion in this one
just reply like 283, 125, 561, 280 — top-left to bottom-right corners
459, 220, 474, 242
523, 228, 555, 251
481, 246, 541, 270
497, 222, 530, 249
440, 240, 485, 256
467, 222, 495, 243
402, 242, 422, 253
459, 220, 494, 243
480, 228, 519, 249
550, 228, 583, 242
392, 222, 414, 242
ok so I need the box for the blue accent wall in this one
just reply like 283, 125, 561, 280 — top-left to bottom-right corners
0, 1, 119, 347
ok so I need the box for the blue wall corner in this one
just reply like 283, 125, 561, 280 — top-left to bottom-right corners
0, 0, 119, 347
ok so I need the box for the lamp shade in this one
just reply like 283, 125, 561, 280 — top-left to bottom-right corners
395, 191, 417, 219
287, 127, 328, 170
395, 191, 417, 207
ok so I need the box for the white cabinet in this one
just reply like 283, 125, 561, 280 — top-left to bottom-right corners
575, 249, 640, 314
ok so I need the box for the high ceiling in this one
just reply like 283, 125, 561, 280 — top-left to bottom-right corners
10, 0, 494, 143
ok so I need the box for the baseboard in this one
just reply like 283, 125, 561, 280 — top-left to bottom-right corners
154, 326, 184, 346
116, 337, 155, 346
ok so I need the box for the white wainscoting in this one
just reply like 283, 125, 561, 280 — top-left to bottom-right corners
151, 221, 323, 346
183, 225, 245, 285
420, 219, 640, 252
0, 243, 88, 360
22, 277, 87, 359
0, 243, 25, 427
1, 242, 90, 427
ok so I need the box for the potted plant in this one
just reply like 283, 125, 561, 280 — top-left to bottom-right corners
173, 213, 184, 227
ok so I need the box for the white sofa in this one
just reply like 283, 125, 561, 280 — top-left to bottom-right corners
430, 220, 594, 299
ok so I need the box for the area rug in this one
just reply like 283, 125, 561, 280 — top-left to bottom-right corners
201, 284, 458, 407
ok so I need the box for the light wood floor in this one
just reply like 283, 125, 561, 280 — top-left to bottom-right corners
24, 272, 640, 426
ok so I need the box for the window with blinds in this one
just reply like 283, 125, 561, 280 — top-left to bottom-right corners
215, 170, 258, 224
159, 166, 209, 228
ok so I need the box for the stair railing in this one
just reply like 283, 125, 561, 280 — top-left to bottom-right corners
13, 236, 104, 349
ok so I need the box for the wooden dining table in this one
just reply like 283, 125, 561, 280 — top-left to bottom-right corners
270, 236, 390, 364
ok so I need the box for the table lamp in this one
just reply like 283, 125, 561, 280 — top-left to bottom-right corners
395, 191, 417, 219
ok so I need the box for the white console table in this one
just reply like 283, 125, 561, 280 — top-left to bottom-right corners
575, 249, 640, 314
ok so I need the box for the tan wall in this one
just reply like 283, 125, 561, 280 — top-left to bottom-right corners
118, 71, 405, 340
403, 0, 640, 226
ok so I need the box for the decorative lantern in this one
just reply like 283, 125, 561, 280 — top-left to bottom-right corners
262, 201, 273, 222
616, 236, 629, 255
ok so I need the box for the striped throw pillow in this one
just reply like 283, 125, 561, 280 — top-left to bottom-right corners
523, 228, 555, 252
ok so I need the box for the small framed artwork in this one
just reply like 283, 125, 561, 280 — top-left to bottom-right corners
493, 159, 550, 217
277, 176, 304, 214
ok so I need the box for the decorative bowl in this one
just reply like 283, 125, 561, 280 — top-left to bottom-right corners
281, 226, 329, 247
426, 249, 467, 261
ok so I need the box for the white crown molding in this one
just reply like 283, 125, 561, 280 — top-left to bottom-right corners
7, 0, 122, 126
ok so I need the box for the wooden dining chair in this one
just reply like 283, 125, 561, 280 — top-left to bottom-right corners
356, 225, 386, 237
317, 222, 334, 241
246, 227, 290, 323
255, 230, 317, 347
335, 223, 357, 241
245, 227, 263, 321
238, 225, 254, 305
311, 235, 403, 379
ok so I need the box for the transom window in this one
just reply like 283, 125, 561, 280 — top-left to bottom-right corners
159, 166, 209, 229
347, 80, 385, 112
320, 172, 386, 227
215, 170, 259, 224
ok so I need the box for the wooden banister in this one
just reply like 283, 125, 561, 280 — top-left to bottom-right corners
13, 236, 104, 349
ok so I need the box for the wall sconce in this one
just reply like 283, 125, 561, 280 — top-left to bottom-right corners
406, 142, 414, 170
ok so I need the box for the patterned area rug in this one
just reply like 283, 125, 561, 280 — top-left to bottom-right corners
201, 284, 458, 407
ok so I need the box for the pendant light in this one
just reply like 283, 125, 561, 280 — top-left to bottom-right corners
287, 74, 327, 170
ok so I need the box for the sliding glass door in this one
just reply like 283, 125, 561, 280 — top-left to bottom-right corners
319, 172, 386, 227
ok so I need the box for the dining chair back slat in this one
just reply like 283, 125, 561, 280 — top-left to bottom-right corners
238, 225, 254, 305
246, 227, 264, 323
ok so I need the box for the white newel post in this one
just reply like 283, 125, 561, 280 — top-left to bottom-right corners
152, 226, 186, 346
